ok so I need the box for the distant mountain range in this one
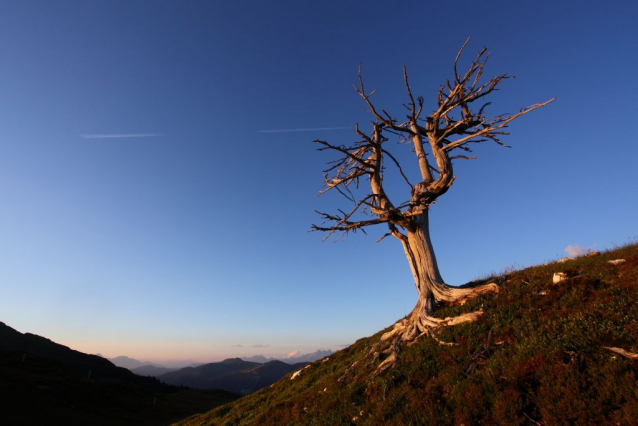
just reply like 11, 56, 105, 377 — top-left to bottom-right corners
110, 355, 201, 370
242, 349, 333, 364
0, 321, 237, 425
157, 358, 308, 395
111, 349, 334, 374
107, 348, 332, 396
117, 351, 333, 395
110, 355, 161, 369
131, 364, 179, 376
111, 350, 333, 395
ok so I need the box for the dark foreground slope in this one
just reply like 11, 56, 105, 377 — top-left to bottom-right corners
178, 243, 638, 425
0, 322, 169, 390
0, 323, 237, 426
159, 358, 307, 395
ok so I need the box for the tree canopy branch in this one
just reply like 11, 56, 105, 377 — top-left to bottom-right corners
313, 41, 553, 239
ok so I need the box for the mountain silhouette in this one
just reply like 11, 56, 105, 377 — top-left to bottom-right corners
241, 349, 333, 364
158, 358, 307, 395
110, 355, 161, 369
131, 364, 179, 376
0, 321, 166, 389
0, 322, 237, 425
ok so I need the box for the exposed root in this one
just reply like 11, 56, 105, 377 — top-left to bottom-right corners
379, 309, 484, 343
337, 360, 360, 382
441, 311, 485, 326
370, 308, 486, 375
354, 283, 500, 378
441, 282, 500, 306
430, 334, 458, 347
375, 337, 401, 374
604, 346, 638, 359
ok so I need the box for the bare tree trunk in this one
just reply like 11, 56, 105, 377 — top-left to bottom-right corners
404, 210, 443, 315
377, 209, 498, 357
403, 210, 495, 310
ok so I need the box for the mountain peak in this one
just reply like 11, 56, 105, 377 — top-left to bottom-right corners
220, 357, 247, 364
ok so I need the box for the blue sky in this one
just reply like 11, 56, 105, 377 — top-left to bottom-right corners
1, 0, 636, 362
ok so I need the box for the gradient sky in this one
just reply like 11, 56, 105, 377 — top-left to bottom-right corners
1, 0, 636, 363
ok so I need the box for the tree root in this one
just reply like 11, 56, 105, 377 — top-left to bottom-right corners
331, 283, 500, 382
367, 282, 499, 376
369, 309, 485, 375
440, 282, 501, 306
604, 346, 638, 359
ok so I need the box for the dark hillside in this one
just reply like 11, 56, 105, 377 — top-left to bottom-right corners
178, 243, 638, 425
0, 324, 238, 425
0, 322, 164, 390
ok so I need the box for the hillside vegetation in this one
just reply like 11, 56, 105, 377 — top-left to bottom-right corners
178, 243, 638, 425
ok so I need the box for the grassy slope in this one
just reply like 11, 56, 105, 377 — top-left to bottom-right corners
178, 243, 638, 425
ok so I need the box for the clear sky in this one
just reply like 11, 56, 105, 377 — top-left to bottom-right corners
1, 0, 636, 363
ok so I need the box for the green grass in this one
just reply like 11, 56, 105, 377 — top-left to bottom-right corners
177, 243, 638, 425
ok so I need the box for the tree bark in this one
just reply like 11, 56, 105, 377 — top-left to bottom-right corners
379, 209, 499, 347
404, 210, 496, 307
403, 210, 442, 315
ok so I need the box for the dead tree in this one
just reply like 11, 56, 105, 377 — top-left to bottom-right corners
313, 40, 553, 372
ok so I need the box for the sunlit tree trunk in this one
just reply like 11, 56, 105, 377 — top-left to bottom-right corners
381, 210, 498, 348
403, 210, 442, 315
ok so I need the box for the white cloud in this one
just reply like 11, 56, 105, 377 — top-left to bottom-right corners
564, 244, 594, 257
257, 126, 351, 133
231, 344, 243, 348
285, 350, 299, 359
80, 133, 162, 139
251, 344, 269, 348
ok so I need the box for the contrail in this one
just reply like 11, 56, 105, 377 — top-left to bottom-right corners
257, 126, 352, 133
80, 133, 162, 139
